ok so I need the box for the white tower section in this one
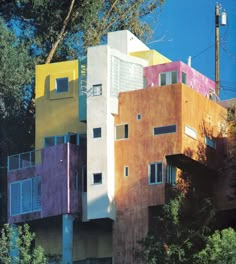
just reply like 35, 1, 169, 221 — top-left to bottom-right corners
85, 30, 148, 220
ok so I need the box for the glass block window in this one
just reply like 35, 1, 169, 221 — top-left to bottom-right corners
56, 77, 69, 93
110, 56, 144, 97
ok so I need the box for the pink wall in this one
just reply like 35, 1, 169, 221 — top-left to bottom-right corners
144, 61, 216, 97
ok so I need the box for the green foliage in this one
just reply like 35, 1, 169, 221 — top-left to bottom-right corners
138, 189, 215, 264
0, 224, 46, 264
0, 18, 35, 166
0, 0, 165, 62
194, 228, 236, 264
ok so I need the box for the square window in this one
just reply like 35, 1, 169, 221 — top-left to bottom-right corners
124, 166, 129, 177
149, 162, 163, 184
159, 71, 178, 86
116, 124, 128, 140
44, 137, 55, 148
56, 77, 68, 93
93, 173, 102, 184
93, 128, 102, 138
137, 114, 142, 120
93, 84, 102, 96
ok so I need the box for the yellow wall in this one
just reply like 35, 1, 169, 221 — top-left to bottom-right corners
130, 49, 171, 66
35, 60, 86, 150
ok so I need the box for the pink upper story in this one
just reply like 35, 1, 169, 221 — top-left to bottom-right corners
144, 61, 216, 98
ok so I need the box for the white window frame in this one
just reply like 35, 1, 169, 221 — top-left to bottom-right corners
148, 162, 163, 185
159, 71, 178, 86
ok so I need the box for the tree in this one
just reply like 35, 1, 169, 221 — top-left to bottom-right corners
0, 18, 35, 167
0, 0, 165, 63
0, 224, 46, 264
137, 188, 215, 264
194, 228, 236, 264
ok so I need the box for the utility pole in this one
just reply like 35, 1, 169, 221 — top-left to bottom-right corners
215, 3, 227, 98
215, 3, 220, 97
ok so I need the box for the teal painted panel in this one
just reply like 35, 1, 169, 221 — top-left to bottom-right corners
79, 94, 87, 122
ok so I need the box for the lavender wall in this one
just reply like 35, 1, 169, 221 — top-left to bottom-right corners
144, 61, 216, 97
8, 143, 86, 224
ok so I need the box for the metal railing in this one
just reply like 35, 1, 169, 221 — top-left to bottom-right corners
8, 149, 42, 172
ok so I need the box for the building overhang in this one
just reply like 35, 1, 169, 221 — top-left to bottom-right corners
166, 154, 217, 177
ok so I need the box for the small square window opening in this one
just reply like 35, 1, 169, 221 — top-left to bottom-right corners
56, 77, 69, 93
93, 173, 102, 184
93, 128, 102, 138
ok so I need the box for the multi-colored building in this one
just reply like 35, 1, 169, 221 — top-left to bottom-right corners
7, 30, 234, 264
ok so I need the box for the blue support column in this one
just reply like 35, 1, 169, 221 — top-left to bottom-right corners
62, 214, 74, 264
10, 224, 19, 263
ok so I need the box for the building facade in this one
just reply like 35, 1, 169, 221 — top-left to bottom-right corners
7, 30, 233, 264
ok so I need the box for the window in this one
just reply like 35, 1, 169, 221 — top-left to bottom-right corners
92, 84, 102, 96
182, 72, 187, 84
154, 125, 176, 135
93, 128, 102, 138
56, 77, 68, 93
82, 166, 87, 192
166, 164, 176, 185
124, 166, 129, 177
116, 124, 129, 140
137, 114, 142, 120
159, 71, 178, 86
184, 126, 197, 139
44, 134, 80, 147
10, 177, 41, 216
93, 173, 102, 184
205, 136, 216, 149
149, 162, 163, 184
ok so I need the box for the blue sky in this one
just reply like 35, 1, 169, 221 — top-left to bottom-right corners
148, 0, 236, 100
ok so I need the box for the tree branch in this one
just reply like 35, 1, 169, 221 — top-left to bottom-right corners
45, 0, 75, 64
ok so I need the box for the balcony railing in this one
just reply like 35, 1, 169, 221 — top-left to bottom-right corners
8, 149, 42, 172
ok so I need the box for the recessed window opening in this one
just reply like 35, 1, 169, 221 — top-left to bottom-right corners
116, 124, 128, 140
93, 84, 102, 96
205, 136, 216, 149
93, 173, 102, 184
159, 71, 178, 86
184, 126, 197, 139
93, 128, 102, 138
154, 125, 176, 135
137, 114, 142, 120
124, 166, 129, 177
56, 77, 69, 93
149, 162, 163, 184
182, 72, 187, 84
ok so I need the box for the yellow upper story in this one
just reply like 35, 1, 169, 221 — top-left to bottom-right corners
35, 60, 86, 150
130, 49, 171, 66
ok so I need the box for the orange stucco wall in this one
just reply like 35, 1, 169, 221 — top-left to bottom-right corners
113, 84, 182, 264
113, 83, 227, 264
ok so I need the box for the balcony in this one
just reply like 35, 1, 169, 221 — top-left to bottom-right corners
8, 149, 42, 172
8, 142, 86, 224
